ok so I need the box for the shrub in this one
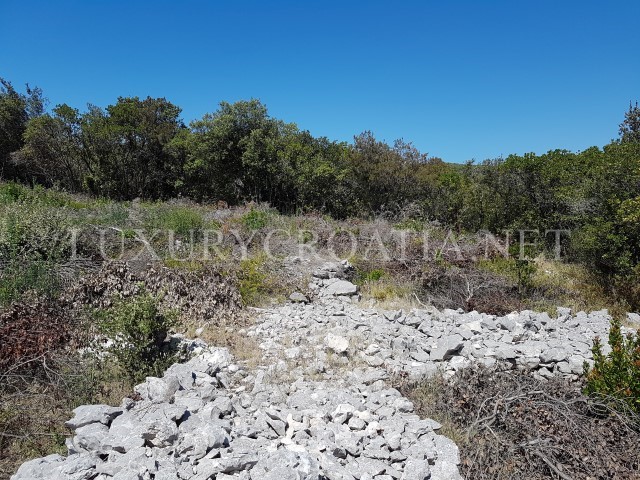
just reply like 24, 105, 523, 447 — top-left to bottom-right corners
145, 205, 204, 236
398, 367, 640, 479
241, 208, 270, 230
394, 218, 424, 231
0, 182, 88, 209
0, 300, 75, 373
584, 317, 640, 412
514, 259, 537, 297
0, 182, 29, 204
236, 252, 290, 306
237, 253, 270, 306
97, 292, 178, 383
0, 260, 60, 307
355, 268, 386, 284
0, 206, 72, 262
0, 203, 73, 306
93, 202, 130, 226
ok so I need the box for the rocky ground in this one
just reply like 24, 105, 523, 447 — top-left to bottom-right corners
12, 261, 632, 480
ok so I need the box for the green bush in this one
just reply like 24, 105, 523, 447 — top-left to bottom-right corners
0, 260, 60, 307
394, 218, 424, 231
0, 182, 88, 209
0, 206, 72, 262
97, 293, 178, 383
236, 252, 286, 306
93, 202, 130, 226
0, 182, 29, 204
513, 259, 536, 297
355, 268, 386, 284
0, 202, 72, 306
145, 205, 204, 236
241, 208, 270, 230
584, 317, 640, 412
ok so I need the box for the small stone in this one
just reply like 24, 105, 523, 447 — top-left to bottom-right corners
65, 404, 123, 430
430, 335, 464, 361
401, 458, 431, 479
289, 292, 309, 303
325, 333, 349, 354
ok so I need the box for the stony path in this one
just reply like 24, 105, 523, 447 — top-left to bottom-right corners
13, 261, 627, 480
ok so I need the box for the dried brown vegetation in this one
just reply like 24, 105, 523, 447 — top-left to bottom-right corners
398, 368, 640, 480
64, 261, 242, 326
0, 300, 80, 374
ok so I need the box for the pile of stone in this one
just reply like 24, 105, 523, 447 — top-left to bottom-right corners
258, 281, 625, 385
271, 261, 633, 383
13, 343, 461, 479
14, 260, 634, 480
310, 261, 360, 300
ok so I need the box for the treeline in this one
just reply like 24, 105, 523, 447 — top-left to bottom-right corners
1, 78, 639, 307
0, 77, 464, 217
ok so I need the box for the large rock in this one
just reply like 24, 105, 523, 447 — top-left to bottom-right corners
11, 454, 65, 479
290, 292, 309, 303
65, 404, 123, 430
430, 335, 464, 361
325, 280, 358, 296
540, 347, 568, 363
401, 458, 431, 479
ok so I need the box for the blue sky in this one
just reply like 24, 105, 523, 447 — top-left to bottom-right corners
1, 0, 639, 163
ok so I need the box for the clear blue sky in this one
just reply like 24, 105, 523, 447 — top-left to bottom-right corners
2, 0, 639, 163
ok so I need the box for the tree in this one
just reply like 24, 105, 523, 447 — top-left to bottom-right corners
619, 101, 640, 144
288, 132, 355, 217
83, 96, 185, 199
0, 78, 45, 179
184, 99, 295, 205
15, 104, 87, 191
349, 132, 425, 215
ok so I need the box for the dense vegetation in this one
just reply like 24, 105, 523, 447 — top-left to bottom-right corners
1, 77, 639, 310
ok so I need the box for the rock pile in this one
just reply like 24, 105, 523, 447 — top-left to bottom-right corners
252, 261, 627, 384
13, 260, 630, 480
12, 343, 461, 480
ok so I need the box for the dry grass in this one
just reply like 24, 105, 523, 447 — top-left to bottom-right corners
359, 277, 419, 310
393, 372, 468, 446
529, 257, 630, 318
196, 320, 261, 370
397, 367, 640, 480
0, 355, 133, 480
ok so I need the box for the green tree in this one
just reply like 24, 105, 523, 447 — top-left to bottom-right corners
619, 101, 640, 144
15, 104, 87, 191
184, 99, 300, 208
349, 132, 425, 215
0, 78, 45, 179
83, 96, 185, 199
288, 132, 356, 217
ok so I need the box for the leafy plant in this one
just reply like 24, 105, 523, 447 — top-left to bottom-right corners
394, 218, 424, 231
0, 260, 60, 307
236, 252, 286, 306
145, 205, 204, 236
97, 292, 178, 383
356, 268, 386, 284
514, 259, 536, 297
241, 208, 270, 230
584, 316, 640, 412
